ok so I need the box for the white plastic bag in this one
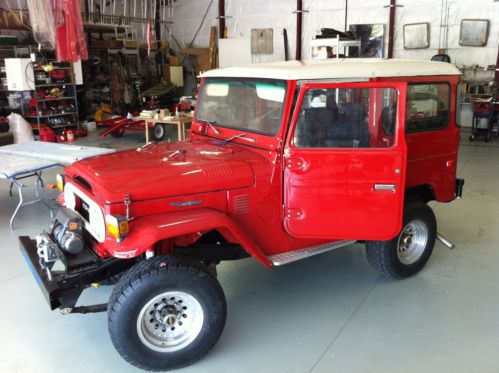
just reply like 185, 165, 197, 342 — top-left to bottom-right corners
27, 0, 56, 50
7, 113, 34, 144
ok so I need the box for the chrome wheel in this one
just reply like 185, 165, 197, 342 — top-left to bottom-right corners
397, 220, 428, 265
137, 291, 204, 353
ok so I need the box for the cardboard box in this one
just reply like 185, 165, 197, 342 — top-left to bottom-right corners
180, 48, 210, 56
196, 55, 211, 72
169, 56, 182, 66
162, 65, 171, 81
123, 40, 138, 48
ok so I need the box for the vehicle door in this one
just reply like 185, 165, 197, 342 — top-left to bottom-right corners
283, 81, 407, 241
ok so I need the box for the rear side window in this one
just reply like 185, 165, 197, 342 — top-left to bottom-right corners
406, 83, 450, 132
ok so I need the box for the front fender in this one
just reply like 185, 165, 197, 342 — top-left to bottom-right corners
100, 208, 271, 267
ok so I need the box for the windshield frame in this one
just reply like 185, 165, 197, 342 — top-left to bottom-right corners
195, 77, 288, 137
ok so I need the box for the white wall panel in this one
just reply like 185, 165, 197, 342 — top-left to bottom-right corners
169, 0, 498, 68
1, 0, 496, 67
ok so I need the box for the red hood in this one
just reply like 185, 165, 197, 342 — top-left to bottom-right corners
66, 140, 257, 203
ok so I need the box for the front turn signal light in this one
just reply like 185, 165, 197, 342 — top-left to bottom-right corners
56, 173, 65, 192
106, 215, 129, 242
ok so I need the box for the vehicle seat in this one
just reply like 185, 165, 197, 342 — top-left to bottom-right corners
296, 98, 339, 147
295, 108, 330, 147
339, 102, 370, 148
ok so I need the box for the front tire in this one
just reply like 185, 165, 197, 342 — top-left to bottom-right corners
365, 202, 436, 279
108, 256, 227, 371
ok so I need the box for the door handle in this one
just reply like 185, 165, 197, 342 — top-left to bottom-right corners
374, 183, 396, 191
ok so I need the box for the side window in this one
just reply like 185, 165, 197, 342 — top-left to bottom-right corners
406, 83, 450, 132
294, 87, 397, 148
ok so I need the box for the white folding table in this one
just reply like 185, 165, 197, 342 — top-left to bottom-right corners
0, 142, 116, 163
0, 142, 116, 229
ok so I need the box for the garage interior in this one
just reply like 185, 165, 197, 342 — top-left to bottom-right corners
0, 0, 498, 372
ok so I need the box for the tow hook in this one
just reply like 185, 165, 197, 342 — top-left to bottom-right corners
436, 232, 455, 250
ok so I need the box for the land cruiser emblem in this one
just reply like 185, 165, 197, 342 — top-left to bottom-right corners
170, 200, 203, 207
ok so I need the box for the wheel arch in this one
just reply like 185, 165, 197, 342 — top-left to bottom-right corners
101, 208, 271, 267
405, 184, 436, 204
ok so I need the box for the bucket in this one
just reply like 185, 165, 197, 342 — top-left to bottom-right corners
67, 130, 75, 142
85, 121, 97, 132
39, 127, 56, 142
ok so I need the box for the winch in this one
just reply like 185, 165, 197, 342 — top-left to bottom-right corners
49, 208, 85, 255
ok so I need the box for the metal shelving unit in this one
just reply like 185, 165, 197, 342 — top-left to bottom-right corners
24, 112, 76, 119
310, 36, 361, 60
7, 47, 80, 134
20, 65, 80, 134
82, 47, 140, 118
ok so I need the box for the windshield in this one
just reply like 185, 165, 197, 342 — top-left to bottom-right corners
196, 78, 287, 136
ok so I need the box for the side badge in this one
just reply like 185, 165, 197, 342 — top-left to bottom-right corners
170, 200, 203, 207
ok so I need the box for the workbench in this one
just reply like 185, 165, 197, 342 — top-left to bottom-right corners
145, 114, 193, 142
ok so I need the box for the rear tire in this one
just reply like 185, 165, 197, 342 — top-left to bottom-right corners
365, 202, 436, 279
108, 256, 227, 371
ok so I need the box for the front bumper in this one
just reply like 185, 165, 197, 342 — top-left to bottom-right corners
19, 235, 134, 310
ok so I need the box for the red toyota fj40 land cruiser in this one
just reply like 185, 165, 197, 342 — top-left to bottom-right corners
20, 59, 464, 371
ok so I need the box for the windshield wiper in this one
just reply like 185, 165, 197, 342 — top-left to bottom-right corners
199, 119, 221, 135
162, 149, 186, 162
136, 142, 155, 152
219, 133, 256, 145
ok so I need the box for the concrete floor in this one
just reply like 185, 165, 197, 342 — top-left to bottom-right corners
0, 129, 498, 373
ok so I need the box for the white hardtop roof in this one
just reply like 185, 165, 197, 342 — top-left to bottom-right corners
201, 59, 461, 81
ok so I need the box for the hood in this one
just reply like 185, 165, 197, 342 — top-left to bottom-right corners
66, 140, 258, 203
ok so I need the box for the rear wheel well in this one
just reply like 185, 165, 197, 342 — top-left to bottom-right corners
405, 185, 436, 204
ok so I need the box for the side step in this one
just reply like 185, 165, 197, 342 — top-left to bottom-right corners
269, 240, 356, 266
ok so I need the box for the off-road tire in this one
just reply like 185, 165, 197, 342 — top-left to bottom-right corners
365, 202, 436, 279
108, 256, 227, 371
